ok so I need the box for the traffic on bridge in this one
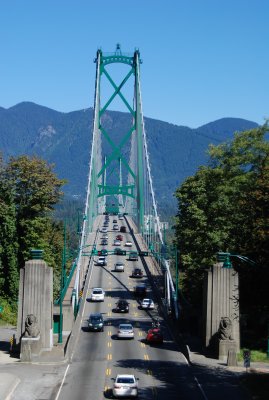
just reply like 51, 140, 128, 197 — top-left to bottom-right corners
56, 214, 202, 400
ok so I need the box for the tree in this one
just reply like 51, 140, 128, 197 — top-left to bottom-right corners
5, 156, 66, 269
174, 123, 269, 313
0, 155, 19, 299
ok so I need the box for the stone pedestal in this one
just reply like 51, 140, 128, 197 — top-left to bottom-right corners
218, 339, 237, 362
203, 263, 240, 354
20, 336, 42, 362
16, 259, 53, 353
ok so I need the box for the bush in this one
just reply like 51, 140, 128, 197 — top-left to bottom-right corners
0, 297, 17, 326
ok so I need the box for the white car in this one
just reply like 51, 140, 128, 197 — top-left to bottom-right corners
114, 262, 125, 272
90, 287, 105, 301
125, 241, 132, 247
101, 227, 108, 233
96, 256, 107, 266
117, 323, 134, 339
141, 298, 155, 309
112, 374, 138, 398
101, 234, 108, 239
114, 240, 121, 246
113, 224, 119, 230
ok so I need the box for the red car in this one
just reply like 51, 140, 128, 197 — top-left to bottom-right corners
146, 328, 163, 345
116, 234, 123, 241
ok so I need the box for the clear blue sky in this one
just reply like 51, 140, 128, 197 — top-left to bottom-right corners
0, 0, 268, 128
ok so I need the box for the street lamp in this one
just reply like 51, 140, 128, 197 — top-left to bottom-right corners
58, 220, 67, 344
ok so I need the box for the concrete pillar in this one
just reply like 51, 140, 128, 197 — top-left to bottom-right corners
16, 256, 53, 351
203, 263, 240, 353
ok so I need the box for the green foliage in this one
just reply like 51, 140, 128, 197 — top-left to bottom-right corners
0, 297, 17, 325
238, 349, 268, 362
174, 123, 269, 321
0, 153, 67, 304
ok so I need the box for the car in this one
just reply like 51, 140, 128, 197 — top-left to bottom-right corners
101, 227, 108, 233
146, 328, 163, 344
88, 313, 104, 332
90, 287, 105, 301
98, 249, 108, 256
112, 374, 138, 398
120, 226, 127, 233
129, 251, 138, 261
103, 222, 109, 227
114, 248, 126, 256
134, 283, 147, 297
113, 219, 117, 223
116, 234, 123, 241
96, 256, 107, 266
113, 224, 119, 230
114, 262, 125, 272
115, 299, 129, 313
114, 240, 121, 246
101, 239, 108, 245
131, 268, 143, 278
117, 323, 134, 339
141, 298, 155, 309
125, 241, 132, 247
101, 234, 108, 239
119, 215, 124, 220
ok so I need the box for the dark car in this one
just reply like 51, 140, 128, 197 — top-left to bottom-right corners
114, 248, 126, 256
131, 268, 143, 278
88, 313, 104, 332
129, 251, 138, 261
120, 226, 127, 233
115, 299, 129, 313
113, 219, 117, 223
101, 239, 108, 245
134, 283, 147, 297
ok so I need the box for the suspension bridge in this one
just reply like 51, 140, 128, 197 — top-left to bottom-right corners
58, 44, 179, 326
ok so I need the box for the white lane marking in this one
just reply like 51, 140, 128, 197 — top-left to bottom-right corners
194, 376, 208, 400
55, 364, 70, 400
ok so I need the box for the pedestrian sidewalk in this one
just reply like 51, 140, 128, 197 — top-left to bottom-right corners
0, 325, 69, 400
184, 333, 269, 374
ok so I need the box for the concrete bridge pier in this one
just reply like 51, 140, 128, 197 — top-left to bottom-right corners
203, 262, 240, 360
16, 250, 53, 361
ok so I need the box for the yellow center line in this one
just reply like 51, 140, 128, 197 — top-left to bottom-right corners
147, 369, 152, 375
108, 331, 112, 336
107, 341, 112, 347
107, 311, 112, 317
107, 353, 112, 360
144, 354, 149, 360
106, 369, 111, 376
141, 342, 146, 348
138, 331, 143, 337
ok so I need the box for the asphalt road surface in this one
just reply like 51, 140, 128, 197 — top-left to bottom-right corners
54, 217, 204, 400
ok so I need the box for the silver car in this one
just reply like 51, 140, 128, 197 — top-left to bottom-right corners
114, 262, 125, 272
112, 374, 138, 398
117, 323, 134, 339
90, 287, 105, 301
141, 298, 154, 309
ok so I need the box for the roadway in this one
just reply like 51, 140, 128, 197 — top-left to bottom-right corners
56, 216, 204, 400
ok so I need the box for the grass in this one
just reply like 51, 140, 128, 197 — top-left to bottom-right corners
238, 348, 269, 363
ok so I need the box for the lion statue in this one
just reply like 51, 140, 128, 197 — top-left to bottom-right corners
24, 314, 40, 338
218, 317, 233, 340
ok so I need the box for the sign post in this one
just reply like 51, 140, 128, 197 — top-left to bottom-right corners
243, 350, 251, 370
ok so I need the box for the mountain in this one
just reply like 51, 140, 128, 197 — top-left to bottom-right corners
0, 102, 259, 216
